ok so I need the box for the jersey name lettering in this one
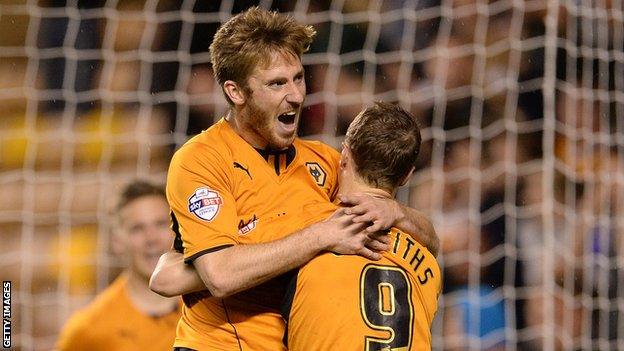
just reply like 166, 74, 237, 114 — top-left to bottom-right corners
391, 232, 435, 285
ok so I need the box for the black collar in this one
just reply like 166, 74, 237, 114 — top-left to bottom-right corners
254, 145, 297, 175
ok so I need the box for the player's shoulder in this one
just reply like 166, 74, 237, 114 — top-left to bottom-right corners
58, 306, 101, 346
294, 138, 340, 171
295, 138, 339, 158
172, 119, 233, 165
73, 275, 128, 320
56, 309, 97, 351
388, 226, 440, 266
57, 277, 128, 348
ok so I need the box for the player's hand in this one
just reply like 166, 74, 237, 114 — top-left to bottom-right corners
317, 208, 390, 260
339, 193, 401, 233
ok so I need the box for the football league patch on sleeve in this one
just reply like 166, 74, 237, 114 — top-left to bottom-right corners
188, 187, 223, 221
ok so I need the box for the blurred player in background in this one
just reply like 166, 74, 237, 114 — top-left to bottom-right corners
161, 6, 437, 351
55, 180, 180, 351
281, 102, 440, 351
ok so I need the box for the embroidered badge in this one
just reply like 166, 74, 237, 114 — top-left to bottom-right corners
306, 162, 327, 187
238, 215, 258, 235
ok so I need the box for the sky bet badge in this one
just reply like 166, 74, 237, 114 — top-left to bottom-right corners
188, 187, 223, 221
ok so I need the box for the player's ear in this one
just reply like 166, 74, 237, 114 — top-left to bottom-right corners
340, 143, 350, 170
223, 80, 246, 106
398, 166, 416, 186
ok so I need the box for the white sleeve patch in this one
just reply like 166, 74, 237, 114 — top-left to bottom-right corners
188, 187, 223, 221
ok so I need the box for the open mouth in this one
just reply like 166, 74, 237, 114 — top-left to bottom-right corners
278, 111, 296, 125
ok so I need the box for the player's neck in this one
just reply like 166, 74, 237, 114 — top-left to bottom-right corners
338, 177, 394, 200
126, 269, 178, 317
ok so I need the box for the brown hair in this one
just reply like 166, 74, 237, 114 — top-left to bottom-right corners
116, 180, 166, 213
209, 7, 316, 104
345, 102, 422, 191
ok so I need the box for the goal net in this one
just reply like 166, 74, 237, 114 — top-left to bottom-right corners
0, 1, 621, 350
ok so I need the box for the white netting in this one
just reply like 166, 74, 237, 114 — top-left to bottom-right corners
0, 1, 622, 350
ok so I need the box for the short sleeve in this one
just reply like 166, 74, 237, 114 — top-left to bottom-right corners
167, 142, 239, 262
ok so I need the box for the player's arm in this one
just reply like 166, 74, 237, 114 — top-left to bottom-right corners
193, 208, 389, 298
150, 210, 387, 297
170, 145, 388, 298
149, 250, 205, 297
339, 193, 439, 257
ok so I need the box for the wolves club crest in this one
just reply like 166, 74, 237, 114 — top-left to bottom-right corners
306, 162, 326, 187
